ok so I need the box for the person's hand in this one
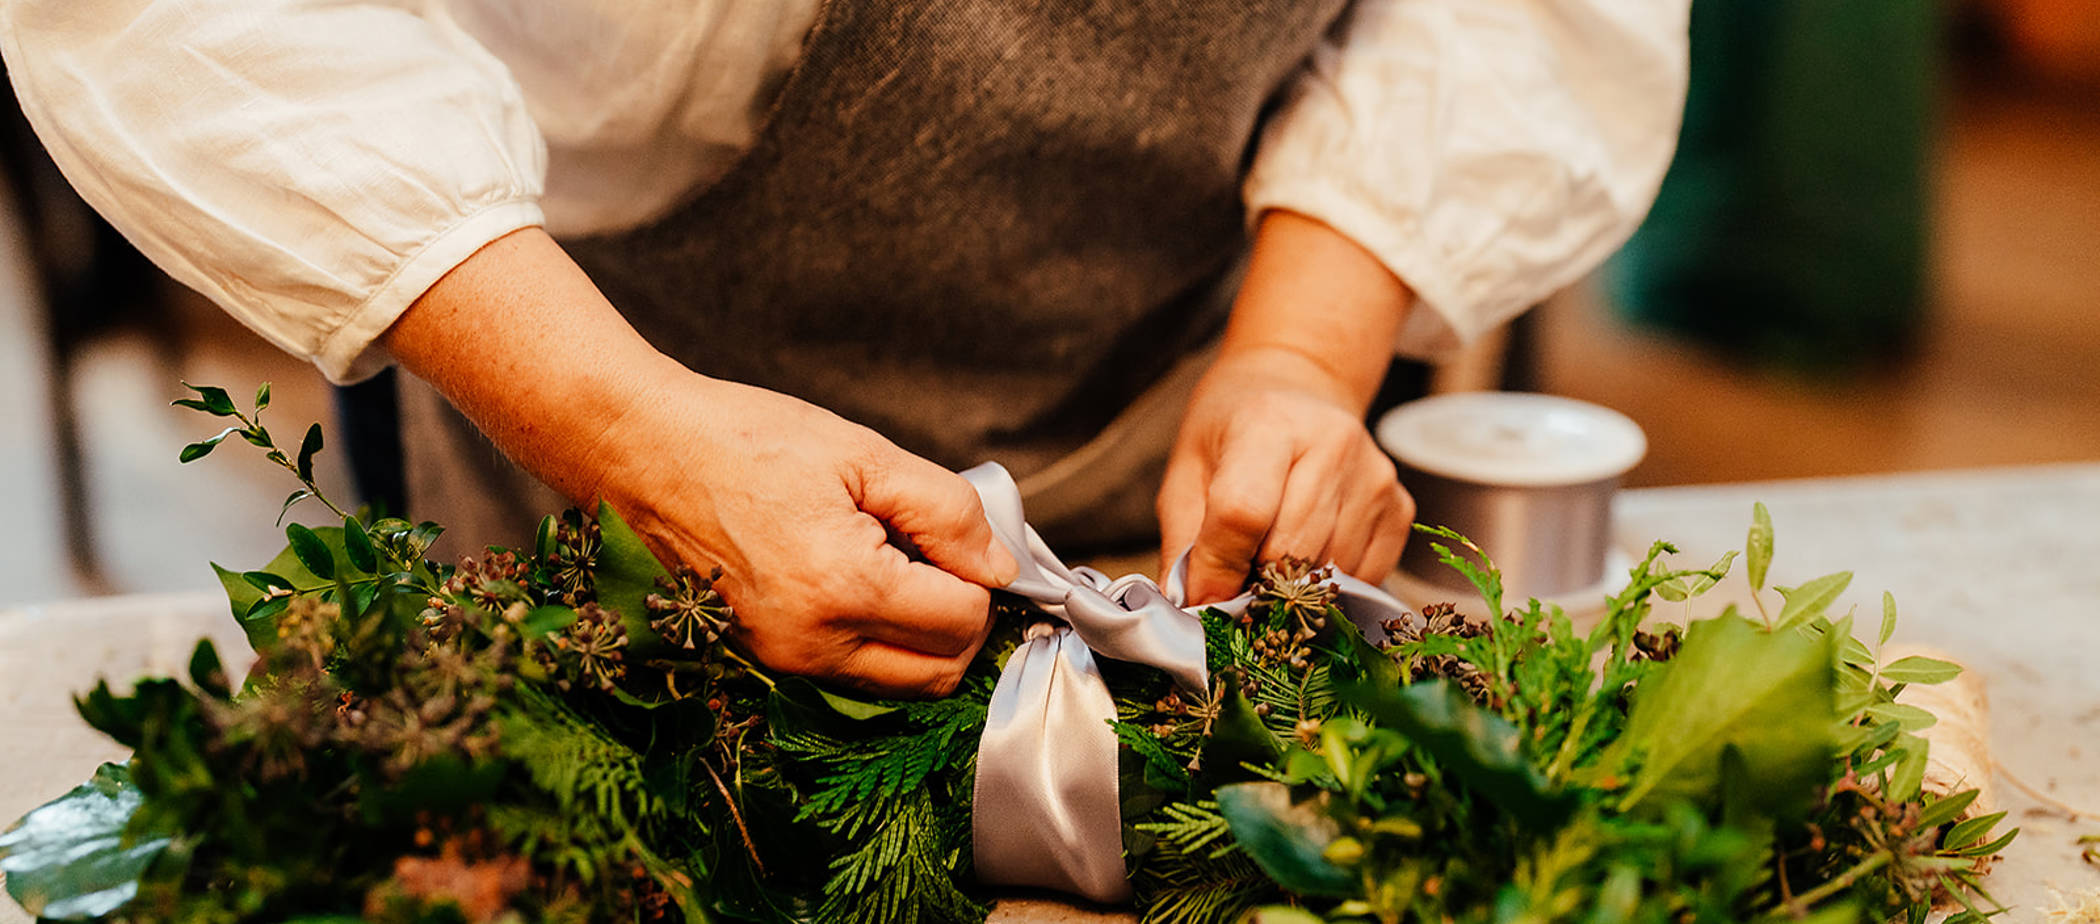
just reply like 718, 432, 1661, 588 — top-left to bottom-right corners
385, 228, 1016, 697
1154, 210, 1418, 603
1158, 347, 1413, 603
595, 375, 1019, 696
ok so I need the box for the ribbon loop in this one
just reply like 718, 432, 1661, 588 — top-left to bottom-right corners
960, 462, 1412, 903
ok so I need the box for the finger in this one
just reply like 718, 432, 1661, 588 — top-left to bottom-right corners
1356, 485, 1415, 585
1328, 449, 1402, 576
844, 545, 995, 658
1257, 445, 1345, 565
1155, 451, 1207, 575
1184, 441, 1293, 604
832, 638, 978, 698
856, 450, 1019, 587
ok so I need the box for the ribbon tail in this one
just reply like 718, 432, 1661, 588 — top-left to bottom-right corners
971, 625, 1135, 903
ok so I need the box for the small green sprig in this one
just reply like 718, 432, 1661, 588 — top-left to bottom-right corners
173, 380, 345, 523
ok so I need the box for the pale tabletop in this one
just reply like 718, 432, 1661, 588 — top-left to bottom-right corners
7, 465, 2100, 923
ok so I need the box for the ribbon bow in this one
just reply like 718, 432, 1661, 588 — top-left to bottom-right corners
960, 463, 1412, 903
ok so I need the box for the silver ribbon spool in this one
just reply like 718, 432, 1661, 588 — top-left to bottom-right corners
1374, 393, 1646, 611
959, 463, 1412, 902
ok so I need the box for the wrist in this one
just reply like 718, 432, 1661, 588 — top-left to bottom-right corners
1212, 209, 1413, 414
383, 227, 697, 507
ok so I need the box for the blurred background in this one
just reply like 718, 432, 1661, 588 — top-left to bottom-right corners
0, 0, 2095, 607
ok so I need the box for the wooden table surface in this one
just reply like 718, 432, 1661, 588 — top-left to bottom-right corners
7, 465, 2099, 922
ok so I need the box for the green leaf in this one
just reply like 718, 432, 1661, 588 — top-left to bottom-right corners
342, 516, 378, 574
295, 423, 323, 483
1610, 614, 1838, 819
1880, 592, 1899, 647
771, 677, 900, 727
1341, 679, 1575, 827
1655, 578, 1690, 602
1916, 790, 1981, 830
1215, 783, 1355, 897
240, 570, 289, 593
253, 382, 271, 410
176, 426, 241, 463
286, 523, 334, 580
0, 763, 169, 920
1776, 572, 1851, 629
1880, 656, 1962, 685
1943, 811, 2007, 850
1865, 702, 1938, 731
277, 489, 311, 526
1955, 827, 2018, 858
1201, 689, 1286, 784
1683, 550, 1739, 597
186, 639, 231, 699
1245, 908, 1327, 924
1747, 502, 1774, 592
176, 381, 236, 416
1887, 734, 1930, 801
593, 501, 676, 654
1412, 524, 1503, 616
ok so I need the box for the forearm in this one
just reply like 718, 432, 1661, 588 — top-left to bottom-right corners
381, 227, 689, 507
1215, 209, 1414, 412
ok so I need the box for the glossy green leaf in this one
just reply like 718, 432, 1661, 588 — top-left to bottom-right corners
286, 523, 334, 580
241, 570, 290, 593
177, 381, 236, 416
342, 517, 378, 574
176, 426, 242, 464
1880, 656, 1962, 685
1747, 502, 1774, 592
186, 640, 230, 699
1776, 572, 1851, 629
1215, 783, 1355, 897
0, 764, 168, 921
1201, 689, 1286, 785
253, 382, 271, 410
276, 489, 311, 526
1341, 679, 1574, 827
295, 423, 323, 482
593, 502, 676, 654
1610, 615, 1838, 818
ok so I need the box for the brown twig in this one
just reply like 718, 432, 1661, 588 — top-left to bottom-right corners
702, 759, 765, 877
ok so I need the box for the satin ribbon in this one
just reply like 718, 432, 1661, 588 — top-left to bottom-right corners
960, 462, 1412, 903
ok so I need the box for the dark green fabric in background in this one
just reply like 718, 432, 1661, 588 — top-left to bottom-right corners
1607, 0, 1943, 370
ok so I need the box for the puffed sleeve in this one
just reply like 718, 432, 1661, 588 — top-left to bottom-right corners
1245, 0, 1690, 358
0, 0, 548, 382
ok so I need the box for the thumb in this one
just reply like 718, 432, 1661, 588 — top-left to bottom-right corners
856, 452, 1019, 588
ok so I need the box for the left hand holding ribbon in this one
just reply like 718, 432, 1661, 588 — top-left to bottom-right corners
961, 462, 1412, 903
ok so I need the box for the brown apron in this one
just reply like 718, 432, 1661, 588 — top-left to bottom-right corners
402, 0, 1352, 554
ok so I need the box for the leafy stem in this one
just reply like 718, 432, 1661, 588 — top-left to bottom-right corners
174, 381, 347, 522
1787, 851, 1891, 912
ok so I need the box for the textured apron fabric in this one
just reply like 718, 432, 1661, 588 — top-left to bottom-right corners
403, 0, 1351, 554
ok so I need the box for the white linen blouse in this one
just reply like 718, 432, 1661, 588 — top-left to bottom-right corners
0, 0, 1688, 383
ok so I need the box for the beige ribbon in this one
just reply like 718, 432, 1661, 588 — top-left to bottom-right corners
960, 462, 1410, 903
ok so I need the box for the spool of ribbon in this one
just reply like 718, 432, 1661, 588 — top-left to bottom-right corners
960, 462, 1413, 903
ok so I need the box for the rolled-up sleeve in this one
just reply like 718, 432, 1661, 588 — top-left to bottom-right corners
0, 0, 547, 382
1246, 0, 1689, 358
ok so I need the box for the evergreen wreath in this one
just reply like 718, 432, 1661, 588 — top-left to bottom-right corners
0, 383, 2012, 924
